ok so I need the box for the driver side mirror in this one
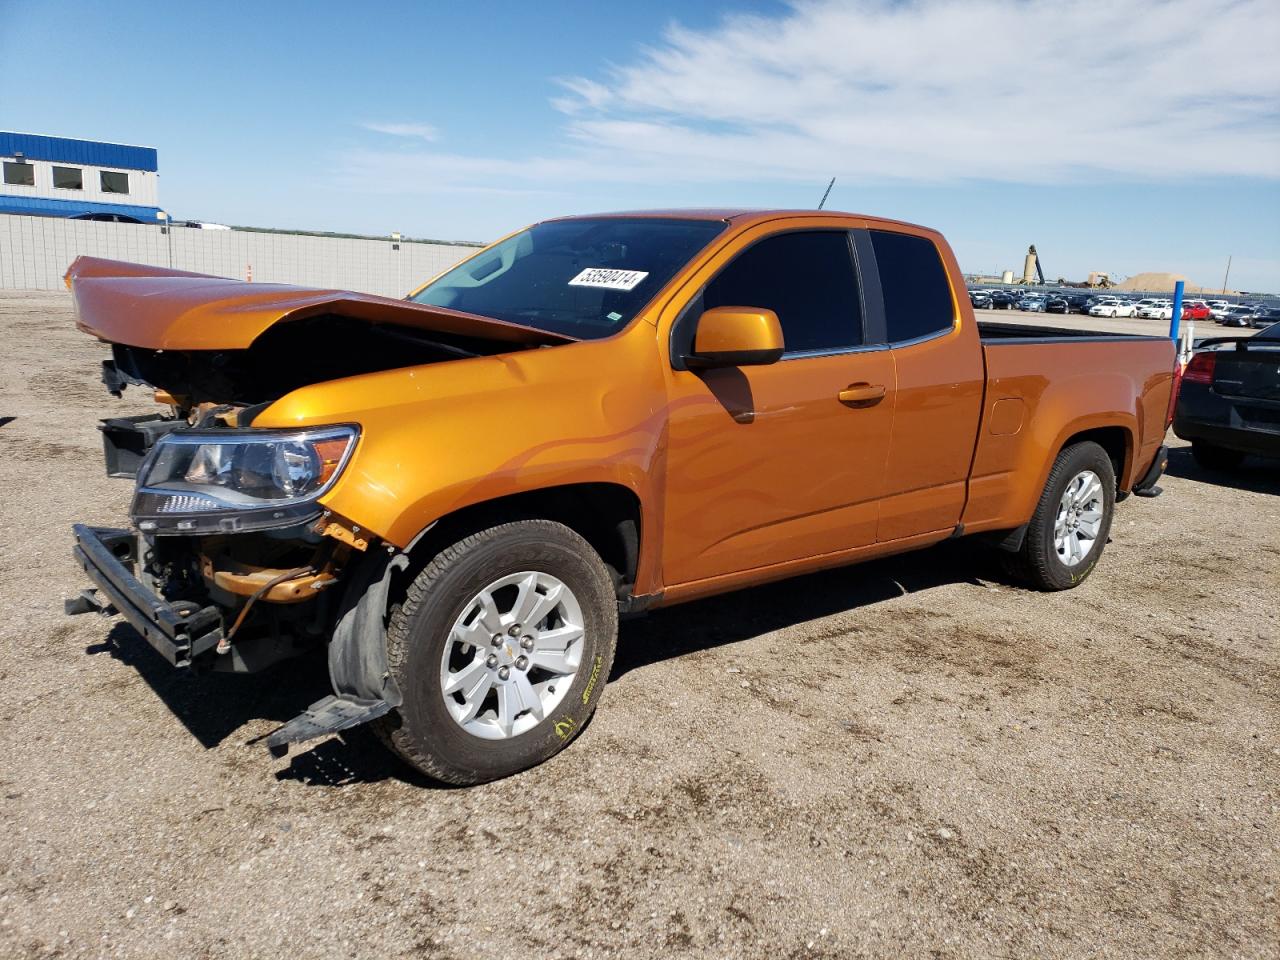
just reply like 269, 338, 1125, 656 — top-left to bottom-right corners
686, 306, 785, 368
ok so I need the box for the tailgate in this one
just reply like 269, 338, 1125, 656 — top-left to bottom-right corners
1213, 343, 1280, 402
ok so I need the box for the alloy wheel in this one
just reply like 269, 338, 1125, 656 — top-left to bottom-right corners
1054, 470, 1104, 567
438, 571, 584, 739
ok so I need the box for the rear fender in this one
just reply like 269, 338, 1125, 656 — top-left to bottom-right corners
964, 364, 1143, 532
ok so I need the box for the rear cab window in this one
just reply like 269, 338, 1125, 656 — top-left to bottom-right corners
868, 230, 956, 344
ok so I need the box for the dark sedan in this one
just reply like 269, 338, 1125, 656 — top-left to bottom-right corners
1045, 296, 1069, 314
1220, 305, 1260, 328
1173, 321, 1280, 469
1252, 307, 1280, 329
989, 291, 1017, 310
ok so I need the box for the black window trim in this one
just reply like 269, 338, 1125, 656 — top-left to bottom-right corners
669, 226, 873, 370
851, 229, 888, 346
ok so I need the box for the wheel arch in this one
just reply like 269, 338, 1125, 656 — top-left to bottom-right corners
1057, 424, 1132, 491
400, 482, 644, 601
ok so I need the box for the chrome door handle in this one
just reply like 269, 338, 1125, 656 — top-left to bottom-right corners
838, 383, 886, 407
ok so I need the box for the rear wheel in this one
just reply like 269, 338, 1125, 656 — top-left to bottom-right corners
376, 520, 618, 784
1006, 441, 1115, 591
1191, 441, 1246, 471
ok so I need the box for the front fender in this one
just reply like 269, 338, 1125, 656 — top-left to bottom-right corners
252, 330, 666, 551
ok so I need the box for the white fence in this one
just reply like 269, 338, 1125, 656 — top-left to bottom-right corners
0, 214, 478, 298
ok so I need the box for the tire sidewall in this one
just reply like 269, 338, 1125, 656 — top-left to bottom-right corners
1032, 444, 1116, 590
389, 523, 617, 783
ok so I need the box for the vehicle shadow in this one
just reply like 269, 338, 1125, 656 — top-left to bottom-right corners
88, 622, 333, 749
273, 729, 437, 788
1164, 445, 1280, 496
88, 622, 433, 786
86, 537, 1010, 789
610, 538, 1003, 680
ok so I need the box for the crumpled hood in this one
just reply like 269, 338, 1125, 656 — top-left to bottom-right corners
65, 256, 573, 350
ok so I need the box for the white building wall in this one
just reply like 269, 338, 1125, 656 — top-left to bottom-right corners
1, 156, 160, 208
0, 213, 477, 297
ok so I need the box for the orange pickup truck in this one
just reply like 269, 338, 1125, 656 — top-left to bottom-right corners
64, 210, 1177, 783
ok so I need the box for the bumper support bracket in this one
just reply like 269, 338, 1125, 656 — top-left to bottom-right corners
68, 524, 224, 668
265, 695, 393, 757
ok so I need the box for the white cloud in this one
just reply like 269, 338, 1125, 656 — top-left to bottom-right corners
362, 121, 439, 141
344, 0, 1280, 191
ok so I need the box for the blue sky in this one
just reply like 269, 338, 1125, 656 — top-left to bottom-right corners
2, 0, 1278, 291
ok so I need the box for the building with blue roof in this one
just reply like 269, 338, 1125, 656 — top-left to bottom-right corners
0, 132, 161, 222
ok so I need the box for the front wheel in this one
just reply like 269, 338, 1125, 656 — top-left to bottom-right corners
1006, 441, 1116, 590
377, 520, 618, 784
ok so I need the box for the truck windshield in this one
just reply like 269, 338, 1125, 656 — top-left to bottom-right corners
410, 217, 727, 339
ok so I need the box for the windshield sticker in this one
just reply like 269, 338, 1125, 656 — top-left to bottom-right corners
568, 268, 649, 291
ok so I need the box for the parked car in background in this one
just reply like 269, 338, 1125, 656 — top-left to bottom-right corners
1137, 300, 1173, 320
989, 291, 1017, 310
1064, 294, 1093, 314
1180, 302, 1213, 322
1207, 300, 1232, 320
1173, 321, 1280, 469
1252, 307, 1280, 329
969, 290, 993, 309
1018, 295, 1047, 313
1090, 298, 1137, 318
73, 212, 146, 224
1221, 305, 1260, 327
1045, 296, 1069, 314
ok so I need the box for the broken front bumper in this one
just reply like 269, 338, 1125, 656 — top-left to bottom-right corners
67, 524, 402, 757
67, 524, 223, 668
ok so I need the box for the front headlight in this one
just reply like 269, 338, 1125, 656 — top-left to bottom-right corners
132, 426, 358, 534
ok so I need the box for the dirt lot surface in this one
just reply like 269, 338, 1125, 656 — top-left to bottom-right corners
1, 290, 1277, 959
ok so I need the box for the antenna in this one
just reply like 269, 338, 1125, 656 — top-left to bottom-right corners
817, 177, 836, 210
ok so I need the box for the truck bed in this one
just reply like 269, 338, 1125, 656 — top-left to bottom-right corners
978, 320, 1169, 342
961, 326, 1178, 536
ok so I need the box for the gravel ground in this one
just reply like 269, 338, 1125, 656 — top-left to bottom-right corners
1, 290, 1276, 960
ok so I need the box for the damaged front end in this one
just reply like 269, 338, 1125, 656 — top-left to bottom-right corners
61, 256, 569, 755
66, 414, 389, 749
70, 422, 359, 671
68, 516, 402, 755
